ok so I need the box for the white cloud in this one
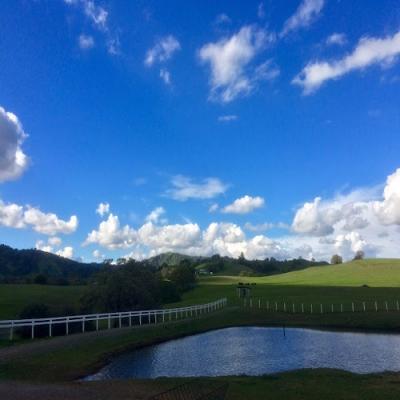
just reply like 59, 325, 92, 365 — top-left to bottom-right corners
84, 213, 137, 249
293, 30, 400, 93
138, 222, 201, 253
281, 0, 325, 37
83, 167, 400, 261
145, 207, 165, 223
326, 33, 347, 46
36, 237, 74, 259
0, 199, 78, 235
145, 35, 181, 67
0, 106, 29, 183
292, 197, 341, 236
166, 175, 228, 201
160, 69, 171, 85
96, 202, 110, 217
23, 207, 78, 235
0, 200, 25, 228
78, 34, 94, 49
199, 25, 275, 102
373, 168, 400, 225
222, 195, 265, 214
64, 0, 120, 55
56, 246, 74, 259
218, 115, 238, 122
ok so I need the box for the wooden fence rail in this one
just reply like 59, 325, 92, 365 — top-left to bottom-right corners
0, 298, 227, 341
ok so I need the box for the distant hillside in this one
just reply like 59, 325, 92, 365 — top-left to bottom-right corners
254, 259, 400, 287
145, 252, 206, 268
0, 244, 100, 284
145, 252, 328, 276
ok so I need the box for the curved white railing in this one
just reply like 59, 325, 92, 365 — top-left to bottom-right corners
0, 298, 227, 340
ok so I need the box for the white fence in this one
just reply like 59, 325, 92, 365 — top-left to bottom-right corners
0, 298, 227, 341
243, 298, 400, 313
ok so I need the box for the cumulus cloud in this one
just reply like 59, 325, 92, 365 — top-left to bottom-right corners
293, 30, 400, 93
373, 168, 400, 225
0, 106, 29, 183
83, 167, 400, 261
199, 25, 276, 102
326, 33, 347, 46
222, 195, 265, 214
145, 35, 181, 67
166, 175, 228, 201
84, 213, 137, 249
36, 237, 74, 259
292, 197, 342, 236
0, 199, 78, 235
281, 0, 324, 37
79, 34, 94, 49
96, 202, 110, 217
24, 207, 78, 235
138, 222, 201, 253
56, 246, 74, 259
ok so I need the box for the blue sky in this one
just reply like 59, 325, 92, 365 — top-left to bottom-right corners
1, 0, 400, 262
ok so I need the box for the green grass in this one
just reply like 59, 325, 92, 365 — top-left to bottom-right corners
0, 284, 85, 319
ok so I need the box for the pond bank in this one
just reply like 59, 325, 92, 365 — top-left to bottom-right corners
1, 307, 400, 383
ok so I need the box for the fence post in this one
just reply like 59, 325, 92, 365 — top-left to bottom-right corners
385, 301, 388, 312
397, 300, 399, 311
82, 318, 85, 333
139, 312, 142, 325
301, 303, 304, 313
31, 321, 35, 339
352, 302, 354, 313
66, 317, 69, 335
10, 321, 13, 341
49, 320, 52, 337
375, 301, 378, 312
108, 315, 111, 329
310, 304, 313, 314
283, 302, 286, 312
363, 302, 366, 312
96, 316, 99, 331
129, 313, 132, 327
331, 304, 334, 313
320, 304, 323, 314
292, 303, 295, 313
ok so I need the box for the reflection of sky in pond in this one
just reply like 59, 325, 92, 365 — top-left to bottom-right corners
86, 327, 400, 379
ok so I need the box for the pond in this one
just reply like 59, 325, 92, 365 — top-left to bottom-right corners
86, 327, 400, 379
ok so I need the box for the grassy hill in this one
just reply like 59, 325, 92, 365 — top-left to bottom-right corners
171, 259, 400, 308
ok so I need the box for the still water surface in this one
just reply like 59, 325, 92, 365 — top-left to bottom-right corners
86, 327, 400, 379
